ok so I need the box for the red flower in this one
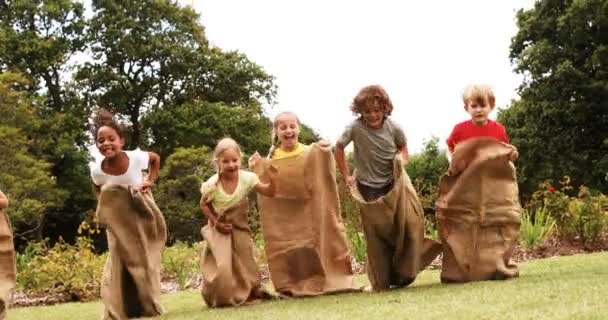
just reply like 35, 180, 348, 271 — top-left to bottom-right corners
548, 186, 556, 193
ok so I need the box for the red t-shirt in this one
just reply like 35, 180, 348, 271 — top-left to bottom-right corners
446, 119, 509, 152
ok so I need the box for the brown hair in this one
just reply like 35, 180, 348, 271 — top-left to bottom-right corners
462, 84, 496, 108
92, 109, 126, 140
350, 85, 394, 116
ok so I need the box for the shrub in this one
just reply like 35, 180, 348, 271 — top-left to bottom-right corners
161, 241, 200, 290
520, 207, 556, 250
568, 187, 608, 248
529, 177, 573, 232
17, 237, 106, 301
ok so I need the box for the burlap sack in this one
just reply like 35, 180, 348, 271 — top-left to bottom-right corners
253, 143, 356, 296
0, 209, 16, 320
351, 155, 440, 291
436, 137, 521, 283
96, 185, 166, 319
200, 199, 268, 307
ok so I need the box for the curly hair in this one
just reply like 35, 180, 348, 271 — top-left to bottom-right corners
350, 85, 394, 116
92, 109, 126, 140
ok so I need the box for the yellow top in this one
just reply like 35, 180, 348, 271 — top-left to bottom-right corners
272, 143, 308, 160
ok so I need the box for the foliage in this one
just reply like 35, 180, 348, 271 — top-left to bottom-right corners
347, 227, 367, 263
0, 73, 66, 244
78, 0, 276, 148
529, 177, 573, 231
528, 176, 608, 246
142, 102, 273, 159
155, 146, 214, 244
17, 237, 106, 301
161, 241, 200, 290
501, 0, 608, 196
568, 186, 608, 247
0, 0, 95, 244
520, 207, 556, 250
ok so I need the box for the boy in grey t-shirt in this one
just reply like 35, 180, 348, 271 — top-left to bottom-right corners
335, 85, 409, 201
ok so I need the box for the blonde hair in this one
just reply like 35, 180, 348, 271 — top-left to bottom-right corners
268, 111, 300, 158
462, 84, 496, 108
350, 85, 394, 116
213, 137, 241, 177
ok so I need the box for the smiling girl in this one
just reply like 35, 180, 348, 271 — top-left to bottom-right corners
91, 110, 160, 191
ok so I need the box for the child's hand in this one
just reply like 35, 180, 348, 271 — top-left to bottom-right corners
317, 139, 331, 147
214, 221, 233, 234
345, 175, 356, 188
509, 149, 519, 161
248, 151, 262, 168
140, 180, 153, 193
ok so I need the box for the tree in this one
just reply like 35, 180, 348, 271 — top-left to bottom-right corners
0, 0, 86, 111
0, 72, 66, 246
501, 0, 608, 196
78, 0, 276, 148
0, 1, 94, 243
155, 146, 214, 244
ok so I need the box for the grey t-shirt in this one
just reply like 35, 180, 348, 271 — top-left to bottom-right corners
337, 117, 407, 188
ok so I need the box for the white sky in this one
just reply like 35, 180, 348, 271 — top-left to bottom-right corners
186, 0, 535, 152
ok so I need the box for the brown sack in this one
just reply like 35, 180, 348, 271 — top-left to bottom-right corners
96, 185, 166, 319
351, 155, 440, 291
200, 199, 266, 307
436, 138, 521, 283
0, 209, 16, 320
253, 143, 356, 296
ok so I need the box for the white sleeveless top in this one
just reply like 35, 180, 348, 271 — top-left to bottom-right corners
90, 150, 149, 188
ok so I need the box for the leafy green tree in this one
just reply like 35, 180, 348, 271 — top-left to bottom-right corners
79, 0, 276, 148
501, 0, 608, 195
406, 136, 449, 216
0, 1, 94, 243
155, 147, 215, 244
0, 72, 66, 245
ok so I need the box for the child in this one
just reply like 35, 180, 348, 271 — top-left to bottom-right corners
91, 110, 166, 319
251, 111, 357, 297
0, 190, 16, 319
91, 111, 160, 191
199, 137, 276, 307
335, 85, 408, 201
436, 84, 521, 283
335, 85, 440, 291
446, 84, 518, 161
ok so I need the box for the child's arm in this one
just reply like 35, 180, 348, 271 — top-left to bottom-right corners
399, 144, 410, 166
335, 142, 354, 187
0, 191, 8, 210
254, 167, 277, 197
142, 151, 161, 192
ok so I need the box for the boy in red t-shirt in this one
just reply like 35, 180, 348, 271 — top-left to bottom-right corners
446, 84, 518, 161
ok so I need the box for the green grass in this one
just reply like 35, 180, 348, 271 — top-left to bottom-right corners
11, 252, 608, 320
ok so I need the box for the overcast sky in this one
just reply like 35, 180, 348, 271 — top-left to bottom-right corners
183, 0, 535, 152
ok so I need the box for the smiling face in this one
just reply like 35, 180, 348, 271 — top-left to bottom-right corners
96, 126, 125, 159
465, 99, 493, 126
217, 147, 241, 176
275, 113, 301, 151
361, 103, 384, 129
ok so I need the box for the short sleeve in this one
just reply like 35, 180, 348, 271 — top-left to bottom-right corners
241, 171, 260, 194
134, 150, 150, 170
337, 122, 355, 147
501, 124, 510, 144
392, 121, 407, 147
446, 126, 458, 152
200, 176, 218, 200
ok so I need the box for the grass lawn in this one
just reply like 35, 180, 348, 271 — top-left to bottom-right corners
11, 252, 608, 320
